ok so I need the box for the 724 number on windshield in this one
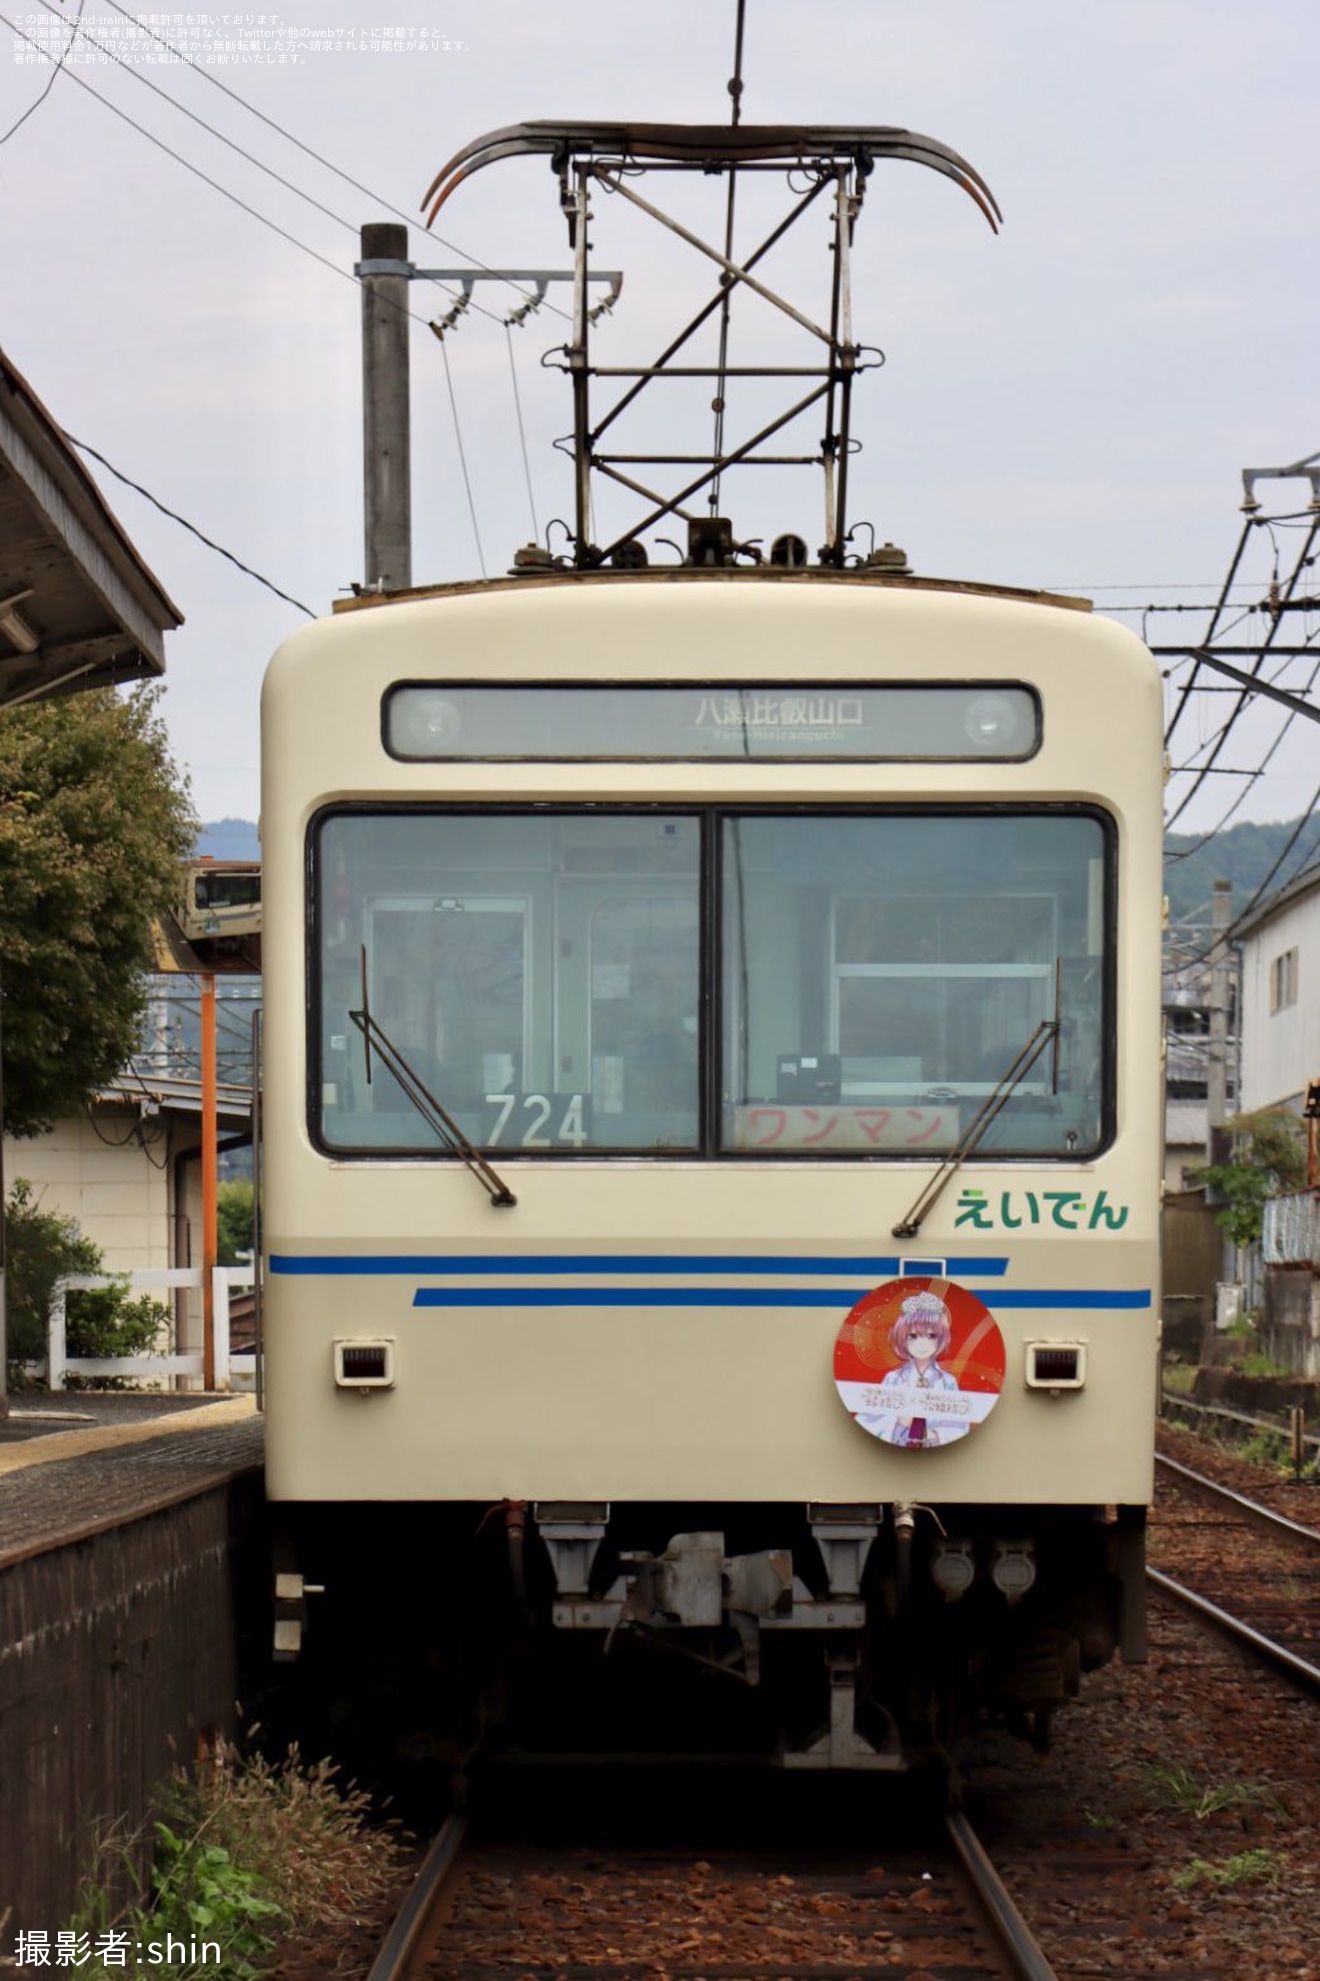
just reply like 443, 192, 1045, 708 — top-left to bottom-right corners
482, 1092, 592, 1147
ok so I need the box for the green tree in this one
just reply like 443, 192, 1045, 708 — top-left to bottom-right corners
1196, 1108, 1308, 1249
0, 687, 195, 1133
217, 1180, 255, 1266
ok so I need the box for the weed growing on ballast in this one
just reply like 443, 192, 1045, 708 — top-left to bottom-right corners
1148, 1767, 1285, 1823
69, 1738, 404, 1977
1173, 1847, 1282, 1892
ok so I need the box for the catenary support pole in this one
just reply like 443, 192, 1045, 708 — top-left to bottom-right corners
360, 221, 412, 591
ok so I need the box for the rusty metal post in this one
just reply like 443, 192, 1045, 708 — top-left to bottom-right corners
202, 972, 217, 1389
1290, 1406, 1306, 1482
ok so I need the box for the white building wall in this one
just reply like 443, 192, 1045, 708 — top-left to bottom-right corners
2, 1105, 173, 1271
1239, 883, 1320, 1114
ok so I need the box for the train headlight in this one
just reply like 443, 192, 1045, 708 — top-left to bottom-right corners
390, 691, 464, 755
963, 692, 1030, 754
990, 1541, 1037, 1603
333, 1338, 396, 1390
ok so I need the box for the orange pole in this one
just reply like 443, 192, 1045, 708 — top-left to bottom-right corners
202, 972, 217, 1389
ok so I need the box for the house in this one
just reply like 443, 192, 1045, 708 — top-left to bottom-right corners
1237, 865, 1320, 1116
1236, 869, 1320, 1376
1161, 959, 1226, 1354
3, 1070, 252, 1382
0, 346, 184, 1407
2, 1074, 252, 1276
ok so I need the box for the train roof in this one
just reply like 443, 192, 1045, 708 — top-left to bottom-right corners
331, 567, 1094, 619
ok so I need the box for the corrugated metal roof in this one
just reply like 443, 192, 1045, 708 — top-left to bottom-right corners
97, 1073, 251, 1129
0, 347, 182, 706
1165, 1100, 1208, 1147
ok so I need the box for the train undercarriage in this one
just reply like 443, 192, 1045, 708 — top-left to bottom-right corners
273, 1497, 1147, 1774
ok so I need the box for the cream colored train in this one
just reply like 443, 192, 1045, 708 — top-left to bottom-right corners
261, 567, 1161, 1767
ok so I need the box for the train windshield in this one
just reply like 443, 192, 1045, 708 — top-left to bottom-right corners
722, 813, 1108, 1158
316, 812, 701, 1154
313, 808, 1109, 1160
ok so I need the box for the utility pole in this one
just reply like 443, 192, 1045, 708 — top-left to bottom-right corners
1206, 878, 1233, 1146
359, 222, 412, 591
1205, 878, 1238, 1313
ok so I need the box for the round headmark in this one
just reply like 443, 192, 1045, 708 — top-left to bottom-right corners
834, 1276, 1005, 1450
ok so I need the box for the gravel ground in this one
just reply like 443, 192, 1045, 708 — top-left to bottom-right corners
978, 1419, 1320, 1977
266, 1416, 1320, 1979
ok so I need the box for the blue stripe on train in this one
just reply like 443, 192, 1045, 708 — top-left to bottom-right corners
408, 1287, 1151, 1310
269, 1253, 1010, 1277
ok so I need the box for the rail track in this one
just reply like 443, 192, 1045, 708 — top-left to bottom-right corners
1150, 1446, 1320, 1697
366, 1800, 1060, 1981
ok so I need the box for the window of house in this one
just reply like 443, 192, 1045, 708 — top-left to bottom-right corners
1269, 947, 1299, 1014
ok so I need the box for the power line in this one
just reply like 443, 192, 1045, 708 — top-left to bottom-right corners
1162, 516, 1255, 754
438, 338, 486, 580
1178, 782, 1320, 966
1164, 511, 1320, 835
65, 434, 316, 617
92, 0, 570, 324
32, 0, 366, 236
30, 0, 513, 333
504, 324, 540, 543
0, 8, 382, 302
0, 0, 85, 144
13, 1, 514, 575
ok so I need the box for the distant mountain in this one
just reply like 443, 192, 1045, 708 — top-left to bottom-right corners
1164, 815, 1320, 928
186, 816, 1313, 933
195, 817, 259, 861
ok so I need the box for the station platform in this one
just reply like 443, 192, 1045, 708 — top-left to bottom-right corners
0, 1392, 263, 1568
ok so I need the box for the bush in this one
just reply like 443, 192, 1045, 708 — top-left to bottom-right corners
216, 1181, 255, 1268
4, 1180, 171, 1376
1194, 1109, 1307, 1248
4, 1179, 101, 1365
66, 1285, 171, 1363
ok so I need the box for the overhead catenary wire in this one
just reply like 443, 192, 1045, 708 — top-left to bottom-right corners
62, 434, 317, 618
1175, 776, 1320, 967
504, 324, 541, 543
1162, 515, 1255, 755
89, 0, 572, 324
8, 3, 506, 598
0, 0, 85, 145
1163, 505, 1320, 843
1164, 640, 1320, 858
0, 9, 411, 308
438, 338, 487, 580
19, 0, 506, 332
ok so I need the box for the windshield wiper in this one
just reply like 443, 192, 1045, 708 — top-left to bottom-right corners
891, 1016, 1061, 1240
349, 948, 516, 1208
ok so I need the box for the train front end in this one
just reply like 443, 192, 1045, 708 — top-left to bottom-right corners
260, 571, 1162, 1764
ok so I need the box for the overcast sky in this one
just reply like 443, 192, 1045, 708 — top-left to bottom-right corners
3, 0, 1317, 834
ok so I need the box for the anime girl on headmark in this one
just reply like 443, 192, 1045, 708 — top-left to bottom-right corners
833, 1278, 1006, 1450
874, 1290, 961, 1447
